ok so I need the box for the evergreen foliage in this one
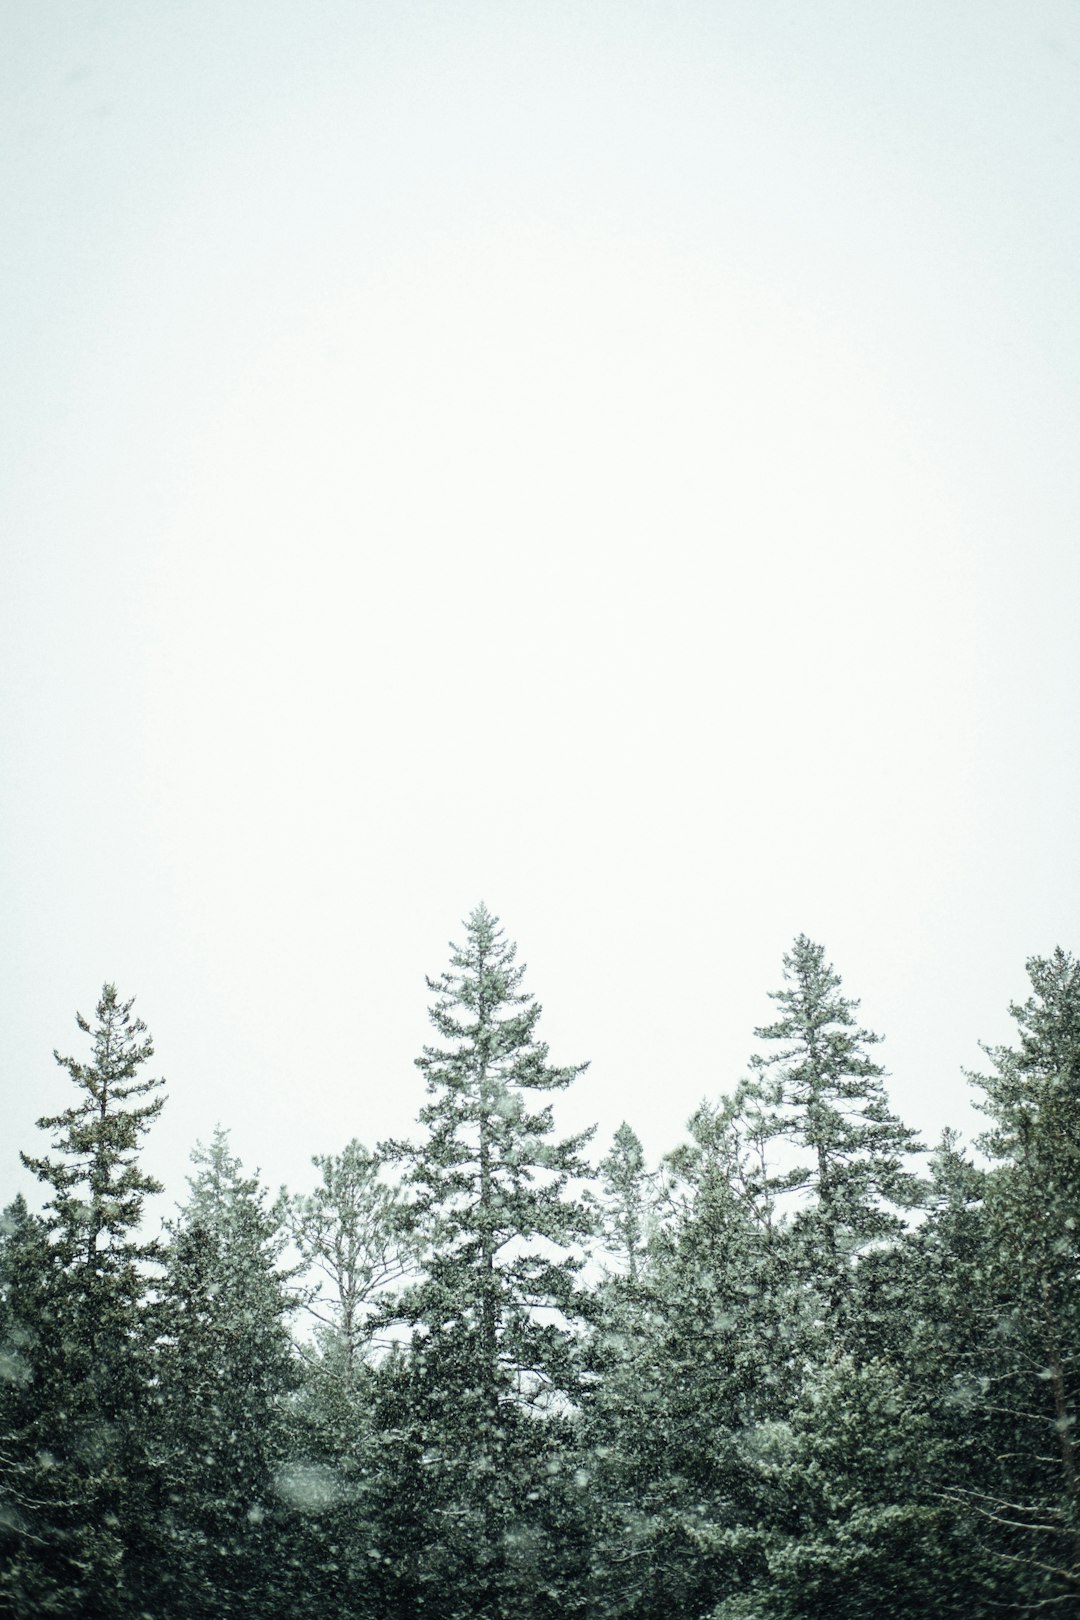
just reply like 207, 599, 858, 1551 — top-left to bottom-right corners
289, 1138, 409, 1368
957, 950, 1080, 1609
3, 927, 1080, 1618
742, 935, 923, 1323
285, 1141, 412, 1620
150, 1129, 300, 1618
3, 986, 165, 1618
595, 1122, 651, 1282
585, 1097, 783, 1617
377, 902, 596, 1615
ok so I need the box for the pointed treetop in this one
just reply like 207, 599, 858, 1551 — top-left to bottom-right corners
751, 935, 885, 1089
20, 983, 165, 1264
972, 947, 1080, 1163
744, 937, 922, 1244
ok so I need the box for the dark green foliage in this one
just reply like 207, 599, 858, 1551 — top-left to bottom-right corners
2, 986, 165, 1618
22, 986, 165, 1274
712, 1355, 960, 1620
953, 950, 1080, 1610
744, 936, 923, 1326
385, 904, 594, 1401
5, 932, 1080, 1618
0, 1195, 82, 1619
149, 1129, 301, 1619
377, 902, 596, 1616
583, 1096, 791, 1618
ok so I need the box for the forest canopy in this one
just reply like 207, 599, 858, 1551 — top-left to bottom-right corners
2, 906, 1079, 1619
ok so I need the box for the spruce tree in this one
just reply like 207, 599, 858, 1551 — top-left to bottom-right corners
5, 985, 165, 1618
744, 936, 921, 1321
150, 1129, 301, 1619
595, 1122, 651, 1282
0, 1196, 71, 1617
956, 949, 1080, 1610
888, 1131, 1010, 1611
585, 1098, 787, 1619
713, 1354, 953, 1620
378, 902, 595, 1617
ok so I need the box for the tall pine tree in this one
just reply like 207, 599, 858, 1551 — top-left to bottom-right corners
150, 1129, 301, 1620
289, 1139, 408, 1372
5, 985, 165, 1618
378, 903, 595, 1617
743, 936, 921, 1324
583, 1096, 782, 1619
956, 949, 1080, 1611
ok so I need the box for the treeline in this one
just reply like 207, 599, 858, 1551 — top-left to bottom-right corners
2, 904, 1079, 1618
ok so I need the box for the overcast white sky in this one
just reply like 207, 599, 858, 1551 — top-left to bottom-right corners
3, 1, 1079, 1215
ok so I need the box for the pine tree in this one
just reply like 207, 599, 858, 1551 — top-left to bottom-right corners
378, 903, 595, 1617
584, 1097, 791, 1618
595, 1122, 651, 1282
0, 1197, 41, 1408
577, 1116, 657, 1611
22, 986, 165, 1280
0, 1196, 73, 1618
744, 936, 922, 1322
150, 1129, 301, 1619
887, 1130, 1012, 1611
283, 1141, 414, 1620
714, 1353, 953, 1620
954, 949, 1080, 1611
289, 1139, 408, 1372
4, 985, 166, 1618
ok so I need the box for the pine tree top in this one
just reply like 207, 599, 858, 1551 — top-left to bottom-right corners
416, 904, 590, 1097
21, 985, 166, 1256
742, 937, 923, 1229
971, 947, 1080, 1164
